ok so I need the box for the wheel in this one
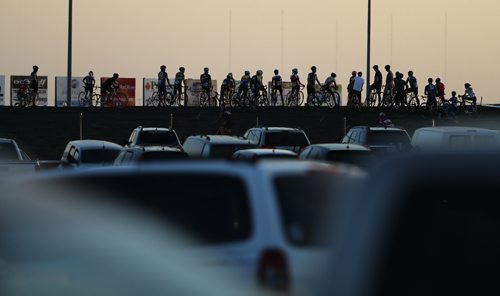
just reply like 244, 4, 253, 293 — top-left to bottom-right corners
287, 92, 298, 106
310, 93, 321, 107
382, 94, 393, 107
199, 91, 209, 107
326, 93, 335, 108
78, 91, 90, 107
408, 96, 420, 107
112, 92, 128, 108
367, 92, 377, 106
333, 92, 341, 107
259, 94, 269, 107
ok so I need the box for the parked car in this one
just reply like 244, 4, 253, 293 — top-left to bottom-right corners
0, 138, 23, 161
232, 149, 298, 161
125, 126, 182, 149
114, 146, 188, 165
341, 126, 411, 153
0, 138, 37, 174
60, 140, 123, 169
321, 152, 500, 296
25, 160, 364, 293
183, 135, 257, 159
300, 144, 373, 167
243, 127, 311, 153
412, 126, 500, 151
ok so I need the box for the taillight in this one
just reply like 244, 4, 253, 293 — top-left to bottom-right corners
257, 249, 289, 291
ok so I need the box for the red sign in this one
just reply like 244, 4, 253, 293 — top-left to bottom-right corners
100, 77, 136, 107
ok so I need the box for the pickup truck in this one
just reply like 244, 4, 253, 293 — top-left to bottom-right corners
0, 138, 37, 174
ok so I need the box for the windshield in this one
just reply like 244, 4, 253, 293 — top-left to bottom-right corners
265, 132, 310, 147
138, 131, 179, 146
274, 173, 341, 247
0, 143, 20, 161
368, 130, 411, 146
210, 144, 256, 158
81, 149, 121, 164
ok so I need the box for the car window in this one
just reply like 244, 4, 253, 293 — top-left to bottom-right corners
308, 148, 321, 160
53, 174, 252, 245
0, 143, 19, 161
274, 173, 341, 247
183, 139, 206, 157
264, 132, 309, 147
114, 150, 126, 165
80, 149, 121, 164
349, 131, 359, 144
368, 131, 411, 146
246, 131, 258, 143
68, 146, 76, 158
210, 144, 255, 159
138, 131, 179, 146
73, 149, 80, 162
122, 151, 134, 165
474, 135, 496, 147
449, 135, 472, 149
300, 147, 313, 160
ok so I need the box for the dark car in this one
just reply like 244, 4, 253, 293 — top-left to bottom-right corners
126, 126, 182, 149
321, 152, 500, 296
114, 146, 188, 165
243, 127, 311, 153
60, 140, 123, 169
183, 135, 257, 159
341, 126, 411, 153
300, 143, 373, 167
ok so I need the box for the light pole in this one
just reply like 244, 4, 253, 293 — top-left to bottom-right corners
366, 0, 371, 102
67, 0, 73, 107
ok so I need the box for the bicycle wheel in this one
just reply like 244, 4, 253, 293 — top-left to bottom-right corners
367, 92, 377, 107
408, 96, 420, 107
78, 91, 90, 107
333, 92, 341, 107
310, 93, 321, 107
112, 92, 128, 108
259, 94, 269, 107
199, 92, 208, 107
326, 93, 335, 108
382, 94, 393, 107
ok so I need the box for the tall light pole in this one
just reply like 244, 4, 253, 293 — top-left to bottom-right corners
67, 0, 73, 107
366, 0, 372, 102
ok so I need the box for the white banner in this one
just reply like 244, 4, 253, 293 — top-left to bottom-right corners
11, 75, 48, 106
55, 77, 85, 107
0, 76, 5, 106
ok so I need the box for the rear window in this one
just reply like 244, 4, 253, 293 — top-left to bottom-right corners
264, 132, 310, 147
0, 143, 19, 161
325, 150, 373, 166
138, 151, 188, 162
52, 174, 251, 245
81, 149, 121, 164
210, 144, 256, 158
274, 173, 340, 246
368, 130, 410, 146
138, 131, 179, 146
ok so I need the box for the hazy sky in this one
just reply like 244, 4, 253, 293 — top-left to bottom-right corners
1, 0, 499, 104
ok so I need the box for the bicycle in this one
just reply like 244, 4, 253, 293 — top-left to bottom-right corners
172, 86, 189, 106
310, 88, 337, 108
366, 88, 381, 107
145, 88, 174, 107
381, 89, 395, 107
95, 87, 128, 107
286, 86, 305, 107
406, 90, 420, 107
199, 88, 219, 107
15, 84, 42, 107
219, 88, 235, 108
78, 86, 99, 107
458, 95, 478, 114
256, 86, 269, 107
347, 92, 361, 111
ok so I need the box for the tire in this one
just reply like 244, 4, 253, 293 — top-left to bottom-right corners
367, 93, 377, 107
78, 91, 89, 107
287, 92, 298, 107
199, 92, 209, 107
326, 93, 335, 108
259, 94, 269, 107
382, 94, 393, 107
408, 97, 420, 107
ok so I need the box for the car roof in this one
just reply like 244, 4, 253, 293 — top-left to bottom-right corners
233, 148, 298, 156
187, 135, 254, 145
352, 126, 407, 132
125, 146, 184, 153
0, 138, 15, 144
135, 127, 175, 132
415, 126, 500, 134
309, 143, 371, 151
68, 140, 123, 150
248, 127, 304, 132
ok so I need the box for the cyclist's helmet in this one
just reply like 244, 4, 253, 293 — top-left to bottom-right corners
33, 65, 39, 71
311, 66, 317, 71
204, 67, 209, 73
436, 78, 441, 83
257, 70, 263, 76
373, 65, 379, 70
160, 65, 166, 70
179, 67, 185, 72
331, 73, 336, 77
113, 73, 119, 78
292, 68, 298, 74
465, 83, 471, 88
408, 70, 413, 76
274, 69, 279, 75
452, 91, 457, 96
227, 73, 232, 78
244, 70, 250, 75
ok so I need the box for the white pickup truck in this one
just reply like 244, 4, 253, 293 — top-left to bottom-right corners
0, 138, 37, 174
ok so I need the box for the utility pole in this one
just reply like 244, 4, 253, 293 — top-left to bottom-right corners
67, 0, 73, 107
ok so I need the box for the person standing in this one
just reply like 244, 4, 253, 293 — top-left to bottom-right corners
306, 66, 321, 105
424, 78, 437, 112
406, 71, 418, 99
271, 69, 284, 106
352, 72, 365, 105
369, 65, 383, 106
435, 78, 446, 105
384, 65, 394, 104
101, 73, 119, 105
158, 65, 171, 103
83, 71, 96, 104
30, 65, 39, 106
173, 67, 187, 106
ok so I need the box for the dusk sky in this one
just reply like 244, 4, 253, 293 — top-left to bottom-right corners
1, 0, 499, 104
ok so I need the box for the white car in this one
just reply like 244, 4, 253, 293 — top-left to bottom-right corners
27, 160, 363, 293
412, 126, 500, 151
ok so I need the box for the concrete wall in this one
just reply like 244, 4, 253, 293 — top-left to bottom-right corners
0, 106, 498, 160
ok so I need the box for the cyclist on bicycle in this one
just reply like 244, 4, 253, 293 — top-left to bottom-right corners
384, 65, 394, 101
158, 65, 172, 102
435, 77, 446, 104
369, 65, 383, 106
238, 70, 251, 98
271, 69, 284, 106
83, 71, 95, 102
101, 73, 119, 105
394, 72, 406, 105
200, 67, 212, 93
352, 72, 364, 105
406, 71, 418, 99
220, 73, 234, 106
306, 66, 321, 105
323, 73, 338, 106
30, 65, 39, 106
460, 83, 477, 111
424, 78, 437, 111
173, 67, 187, 106
250, 70, 264, 97
290, 68, 304, 101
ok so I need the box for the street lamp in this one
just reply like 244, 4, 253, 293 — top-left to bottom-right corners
67, 0, 73, 107
366, 0, 371, 102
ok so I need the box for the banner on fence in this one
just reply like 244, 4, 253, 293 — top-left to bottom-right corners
0, 76, 5, 106
55, 77, 85, 107
10, 75, 48, 106
100, 77, 136, 107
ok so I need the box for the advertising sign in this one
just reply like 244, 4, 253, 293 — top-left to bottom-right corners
143, 78, 217, 106
55, 77, 85, 107
100, 77, 136, 107
11, 76, 48, 106
0, 75, 4, 106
